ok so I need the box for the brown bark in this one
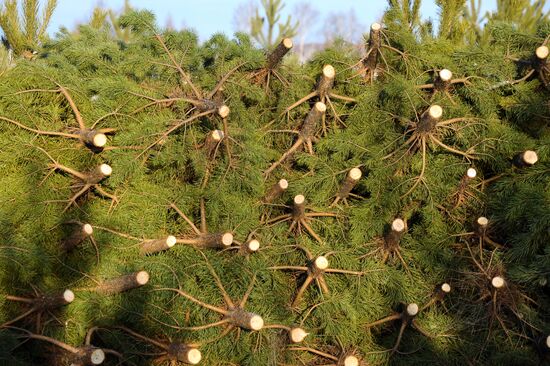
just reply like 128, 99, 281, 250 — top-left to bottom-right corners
384, 219, 405, 251
262, 179, 289, 203
266, 38, 293, 70
317, 65, 335, 99
139, 236, 177, 255
198, 232, 233, 249
70, 346, 106, 365
417, 105, 442, 133
36, 289, 75, 309
84, 164, 112, 184
299, 102, 326, 138
62, 223, 93, 252
336, 168, 362, 200
292, 195, 306, 219
364, 23, 381, 71
194, 99, 230, 118
474, 217, 488, 237
80, 129, 107, 148
513, 150, 538, 168
203, 130, 225, 159
95, 271, 149, 295
535, 335, 550, 355
226, 308, 264, 330
168, 343, 202, 364
535, 46, 550, 87
434, 69, 452, 91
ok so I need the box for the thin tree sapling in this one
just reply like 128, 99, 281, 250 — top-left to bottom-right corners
133, 33, 243, 156
417, 69, 472, 103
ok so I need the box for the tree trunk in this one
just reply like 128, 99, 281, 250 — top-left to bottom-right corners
266, 38, 293, 70
95, 271, 150, 295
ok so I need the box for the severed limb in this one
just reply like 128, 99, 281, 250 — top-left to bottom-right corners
416, 69, 472, 104
90, 271, 150, 295
264, 102, 326, 177
260, 178, 289, 223
116, 325, 202, 365
513, 150, 538, 168
38, 147, 117, 211
154, 258, 264, 337
457, 216, 504, 253
10, 326, 121, 365
226, 238, 261, 256
61, 221, 100, 264
170, 200, 234, 250
266, 194, 337, 243
417, 69, 471, 91
420, 283, 452, 311
361, 23, 383, 82
449, 167, 478, 209
477, 150, 538, 188
490, 43, 550, 90
534, 45, 550, 88
361, 218, 410, 273
280, 64, 356, 132
262, 324, 309, 343
1, 84, 116, 152
140, 236, 177, 256
270, 247, 363, 307
135, 34, 242, 157
331, 168, 362, 206
1, 289, 75, 331
382, 105, 477, 197
289, 345, 362, 366
365, 296, 445, 355
262, 178, 289, 204
250, 38, 293, 90
200, 129, 226, 188
459, 239, 539, 342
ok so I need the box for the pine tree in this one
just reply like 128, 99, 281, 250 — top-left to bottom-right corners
0, 2, 548, 366
88, 0, 133, 43
0, 0, 57, 56
249, 0, 299, 48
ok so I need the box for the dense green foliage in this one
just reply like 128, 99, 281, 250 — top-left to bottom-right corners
0, 3, 548, 366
